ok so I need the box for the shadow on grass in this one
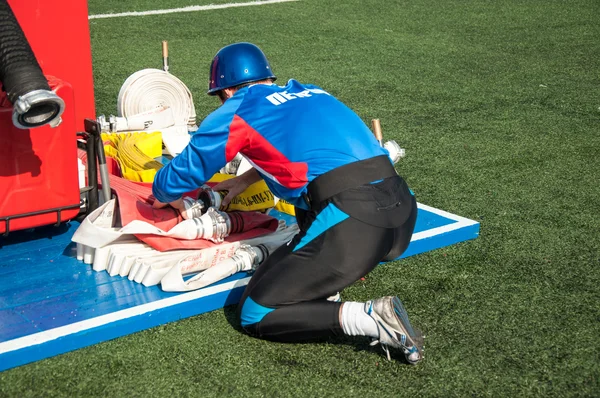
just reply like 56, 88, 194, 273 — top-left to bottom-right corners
222, 304, 245, 334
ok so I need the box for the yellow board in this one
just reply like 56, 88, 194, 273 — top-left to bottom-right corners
208, 173, 296, 216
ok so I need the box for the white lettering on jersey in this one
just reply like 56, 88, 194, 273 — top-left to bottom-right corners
294, 90, 312, 98
265, 88, 330, 106
265, 92, 288, 105
280, 91, 296, 100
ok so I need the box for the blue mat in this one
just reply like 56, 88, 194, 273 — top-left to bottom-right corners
0, 203, 478, 371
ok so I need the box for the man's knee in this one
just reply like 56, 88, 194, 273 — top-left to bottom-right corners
240, 321, 260, 337
238, 296, 274, 337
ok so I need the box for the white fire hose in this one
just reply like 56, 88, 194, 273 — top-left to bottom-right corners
160, 225, 299, 292
97, 105, 176, 133
96, 68, 197, 156
117, 68, 196, 128
72, 198, 297, 291
83, 223, 297, 291
73, 199, 281, 254
152, 207, 232, 243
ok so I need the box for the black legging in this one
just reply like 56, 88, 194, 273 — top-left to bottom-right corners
237, 195, 417, 342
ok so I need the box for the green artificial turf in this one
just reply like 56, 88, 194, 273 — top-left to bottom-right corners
1, 0, 599, 396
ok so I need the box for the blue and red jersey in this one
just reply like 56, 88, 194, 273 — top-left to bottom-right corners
152, 79, 389, 209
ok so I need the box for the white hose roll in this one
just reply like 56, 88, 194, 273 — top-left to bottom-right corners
117, 68, 197, 128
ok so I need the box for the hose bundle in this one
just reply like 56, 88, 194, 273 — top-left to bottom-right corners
101, 131, 164, 182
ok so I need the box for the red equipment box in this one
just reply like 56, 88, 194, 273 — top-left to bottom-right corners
0, 78, 81, 235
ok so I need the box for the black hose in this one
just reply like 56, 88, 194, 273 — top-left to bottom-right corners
0, 0, 63, 128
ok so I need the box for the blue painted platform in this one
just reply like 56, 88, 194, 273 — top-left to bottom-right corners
0, 203, 479, 372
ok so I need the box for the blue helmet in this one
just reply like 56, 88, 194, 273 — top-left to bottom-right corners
207, 42, 276, 95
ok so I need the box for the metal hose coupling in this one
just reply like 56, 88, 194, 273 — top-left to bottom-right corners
12, 89, 65, 129
383, 140, 406, 164
96, 114, 120, 133
96, 106, 176, 133
220, 153, 244, 175
168, 206, 232, 242
182, 190, 231, 217
190, 207, 231, 243
182, 196, 206, 219
233, 244, 268, 273
181, 187, 227, 219
197, 185, 226, 211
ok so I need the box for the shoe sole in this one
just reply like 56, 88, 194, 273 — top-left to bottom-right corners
390, 296, 424, 364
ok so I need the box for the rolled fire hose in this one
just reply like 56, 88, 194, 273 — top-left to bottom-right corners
117, 68, 196, 129
0, 0, 64, 128
96, 68, 197, 156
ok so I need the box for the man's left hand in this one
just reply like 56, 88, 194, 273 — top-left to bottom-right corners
152, 197, 189, 219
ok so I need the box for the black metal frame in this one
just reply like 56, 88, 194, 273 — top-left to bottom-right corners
83, 118, 100, 212
1, 203, 82, 237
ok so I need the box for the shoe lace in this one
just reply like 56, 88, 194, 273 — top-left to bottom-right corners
369, 339, 392, 361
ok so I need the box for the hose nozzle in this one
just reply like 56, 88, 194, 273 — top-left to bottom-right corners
12, 89, 65, 129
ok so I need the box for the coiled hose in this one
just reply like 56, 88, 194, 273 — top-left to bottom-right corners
117, 69, 196, 128
0, 0, 64, 129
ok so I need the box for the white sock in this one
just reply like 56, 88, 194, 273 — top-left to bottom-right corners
340, 301, 379, 338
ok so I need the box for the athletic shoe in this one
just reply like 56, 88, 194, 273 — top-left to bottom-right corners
365, 296, 424, 364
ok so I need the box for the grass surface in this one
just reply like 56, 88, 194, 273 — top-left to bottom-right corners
2, 0, 600, 396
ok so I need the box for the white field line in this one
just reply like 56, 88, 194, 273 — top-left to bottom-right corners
89, 0, 299, 20
411, 202, 479, 241
0, 277, 251, 354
